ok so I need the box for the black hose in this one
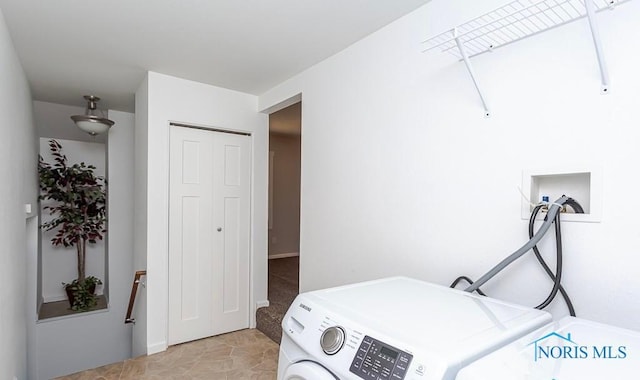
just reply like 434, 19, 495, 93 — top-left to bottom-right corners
450, 196, 581, 316
531, 207, 562, 309
450, 276, 487, 296
563, 198, 585, 214
529, 204, 577, 316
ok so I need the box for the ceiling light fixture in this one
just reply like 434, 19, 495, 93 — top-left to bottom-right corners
71, 95, 115, 136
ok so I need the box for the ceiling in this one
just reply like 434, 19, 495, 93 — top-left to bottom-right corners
0, 0, 429, 113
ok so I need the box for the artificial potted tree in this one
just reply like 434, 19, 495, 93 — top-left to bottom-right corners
39, 139, 107, 311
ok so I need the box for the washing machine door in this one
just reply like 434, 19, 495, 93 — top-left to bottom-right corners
282, 360, 339, 380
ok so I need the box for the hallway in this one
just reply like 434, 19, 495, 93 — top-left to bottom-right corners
55, 329, 278, 379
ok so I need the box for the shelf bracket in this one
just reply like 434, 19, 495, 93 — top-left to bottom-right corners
584, 0, 611, 94
453, 28, 490, 117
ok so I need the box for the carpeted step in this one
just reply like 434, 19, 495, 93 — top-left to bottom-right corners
256, 304, 287, 344
256, 257, 299, 344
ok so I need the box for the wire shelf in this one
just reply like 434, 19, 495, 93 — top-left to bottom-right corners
422, 0, 625, 59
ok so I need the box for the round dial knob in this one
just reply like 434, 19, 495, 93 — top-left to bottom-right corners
320, 326, 346, 355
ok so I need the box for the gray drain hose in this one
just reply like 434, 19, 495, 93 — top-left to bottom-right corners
464, 195, 568, 293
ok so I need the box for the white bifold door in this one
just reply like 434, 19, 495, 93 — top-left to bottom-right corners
168, 125, 251, 345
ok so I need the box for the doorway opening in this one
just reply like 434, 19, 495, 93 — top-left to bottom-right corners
256, 101, 301, 343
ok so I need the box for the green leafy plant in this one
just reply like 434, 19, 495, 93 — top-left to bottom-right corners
64, 276, 103, 311
39, 139, 107, 311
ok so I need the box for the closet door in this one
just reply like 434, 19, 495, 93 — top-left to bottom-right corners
168, 125, 251, 345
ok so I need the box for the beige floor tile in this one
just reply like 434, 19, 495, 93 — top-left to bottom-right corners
55, 329, 278, 380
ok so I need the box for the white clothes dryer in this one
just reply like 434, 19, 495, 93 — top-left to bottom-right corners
456, 316, 640, 379
277, 277, 552, 380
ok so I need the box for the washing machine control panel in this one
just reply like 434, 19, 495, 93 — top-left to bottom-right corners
349, 335, 413, 380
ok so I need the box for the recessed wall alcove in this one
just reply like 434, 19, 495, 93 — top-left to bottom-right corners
30, 100, 135, 379
38, 137, 108, 319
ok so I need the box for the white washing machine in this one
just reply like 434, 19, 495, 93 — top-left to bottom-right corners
277, 277, 552, 380
456, 316, 640, 379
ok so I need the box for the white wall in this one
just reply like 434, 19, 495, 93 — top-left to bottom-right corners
132, 75, 149, 357
0, 8, 37, 380
39, 138, 106, 302
259, 0, 640, 331
135, 72, 268, 354
106, 109, 135, 354
33, 111, 135, 379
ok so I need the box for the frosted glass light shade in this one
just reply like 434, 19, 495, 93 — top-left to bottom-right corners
71, 115, 114, 136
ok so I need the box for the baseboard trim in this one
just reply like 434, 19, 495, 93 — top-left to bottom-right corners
147, 341, 167, 355
268, 252, 299, 260
256, 300, 270, 309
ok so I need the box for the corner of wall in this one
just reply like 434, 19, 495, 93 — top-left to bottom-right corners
0, 7, 36, 380
132, 73, 150, 357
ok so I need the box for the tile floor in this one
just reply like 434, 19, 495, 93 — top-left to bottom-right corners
56, 329, 279, 380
